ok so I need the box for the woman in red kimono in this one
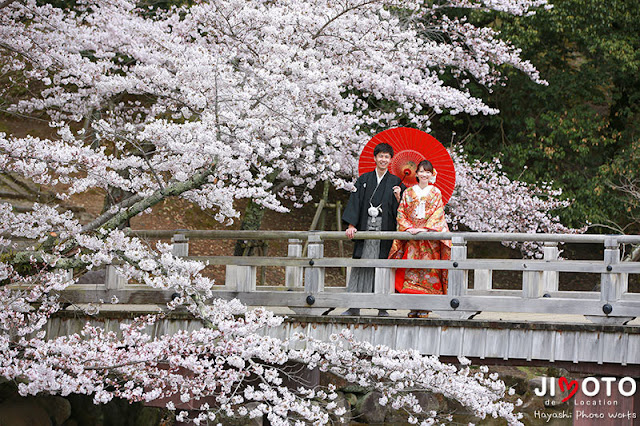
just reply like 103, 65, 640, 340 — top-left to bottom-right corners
388, 160, 451, 318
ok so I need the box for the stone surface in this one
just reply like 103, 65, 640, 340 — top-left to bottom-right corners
320, 371, 349, 390
0, 398, 52, 426
39, 395, 72, 425
447, 398, 478, 418
329, 393, 351, 425
102, 396, 135, 425
343, 392, 358, 407
135, 406, 168, 426
0, 380, 16, 402
491, 366, 529, 396
66, 394, 104, 426
340, 384, 368, 394
277, 361, 320, 390
352, 391, 386, 424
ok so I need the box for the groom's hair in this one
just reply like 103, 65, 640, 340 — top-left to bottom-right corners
373, 143, 394, 157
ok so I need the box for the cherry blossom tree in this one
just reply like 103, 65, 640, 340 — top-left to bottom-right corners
0, 0, 554, 216
449, 148, 586, 257
0, 0, 573, 423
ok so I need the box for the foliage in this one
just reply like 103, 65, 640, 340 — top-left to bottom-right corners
438, 0, 640, 231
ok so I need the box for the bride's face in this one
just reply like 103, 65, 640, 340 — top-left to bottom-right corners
416, 167, 433, 183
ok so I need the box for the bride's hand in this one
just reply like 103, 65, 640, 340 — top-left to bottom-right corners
407, 228, 423, 235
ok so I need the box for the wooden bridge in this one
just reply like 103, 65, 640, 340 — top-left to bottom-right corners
51, 230, 640, 375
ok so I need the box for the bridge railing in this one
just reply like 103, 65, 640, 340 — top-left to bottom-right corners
62, 230, 640, 324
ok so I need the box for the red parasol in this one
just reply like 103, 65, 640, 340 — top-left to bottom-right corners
358, 127, 455, 204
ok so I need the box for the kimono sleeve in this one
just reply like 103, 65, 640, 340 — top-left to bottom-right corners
342, 175, 365, 228
391, 182, 406, 213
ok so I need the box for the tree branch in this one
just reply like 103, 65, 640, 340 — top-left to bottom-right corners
625, 244, 640, 262
98, 167, 215, 233
0, 0, 19, 9
81, 194, 144, 233
7, 165, 216, 269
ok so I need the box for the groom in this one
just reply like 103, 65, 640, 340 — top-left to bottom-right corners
341, 142, 404, 316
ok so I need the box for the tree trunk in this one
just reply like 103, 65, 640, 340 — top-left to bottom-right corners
233, 199, 266, 256
318, 180, 330, 231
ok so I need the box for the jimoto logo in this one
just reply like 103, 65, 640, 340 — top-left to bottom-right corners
534, 377, 637, 403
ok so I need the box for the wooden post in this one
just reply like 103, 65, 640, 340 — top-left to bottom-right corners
522, 242, 557, 299
302, 200, 326, 257
224, 266, 237, 290
474, 269, 492, 291
225, 265, 257, 292
601, 238, 626, 302
448, 236, 468, 297
336, 200, 345, 262
522, 271, 544, 299
318, 180, 330, 231
259, 242, 268, 286
433, 236, 475, 319
171, 233, 189, 257
345, 266, 351, 288
304, 234, 325, 294
63, 269, 74, 283
226, 230, 257, 292
542, 242, 559, 293
105, 265, 127, 290
309, 200, 325, 231
588, 238, 633, 324
285, 239, 303, 289
292, 234, 326, 315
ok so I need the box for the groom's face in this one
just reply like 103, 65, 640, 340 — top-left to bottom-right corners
374, 152, 392, 172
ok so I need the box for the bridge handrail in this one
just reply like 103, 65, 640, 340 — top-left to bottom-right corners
124, 229, 640, 244
45, 229, 640, 324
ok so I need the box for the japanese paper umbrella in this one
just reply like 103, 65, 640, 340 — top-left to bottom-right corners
358, 127, 455, 204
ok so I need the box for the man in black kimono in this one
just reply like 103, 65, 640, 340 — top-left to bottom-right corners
341, 142, 405, 316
